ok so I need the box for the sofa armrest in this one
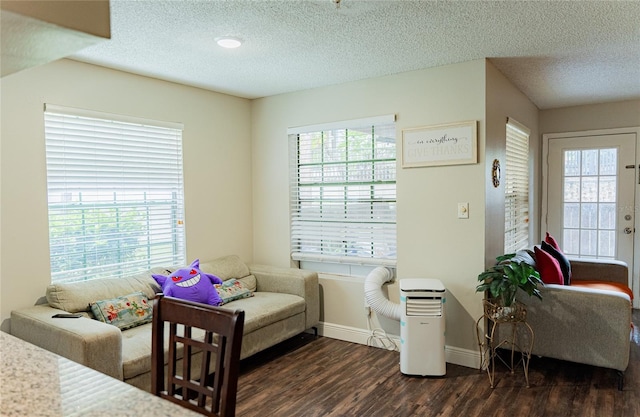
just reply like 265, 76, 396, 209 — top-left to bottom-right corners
11, 305, 123, 380
248, 264, 319, 329
515, 284, 631, 371
569, 258, 629, 285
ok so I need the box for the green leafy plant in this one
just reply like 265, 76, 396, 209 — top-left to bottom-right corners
476, 253, 543, 307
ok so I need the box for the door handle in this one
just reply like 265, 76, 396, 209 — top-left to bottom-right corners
624, 227, 634, 234
624, 164, 640, 184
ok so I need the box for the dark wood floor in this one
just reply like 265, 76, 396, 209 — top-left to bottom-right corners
236, 310, 640, 417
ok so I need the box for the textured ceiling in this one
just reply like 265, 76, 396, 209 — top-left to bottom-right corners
72, 0, 640, 109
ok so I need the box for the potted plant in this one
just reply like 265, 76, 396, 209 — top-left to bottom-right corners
476, 253, 543, 320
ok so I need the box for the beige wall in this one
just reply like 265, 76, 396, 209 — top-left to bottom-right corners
485, 61, 540, 264
0, 59, 253, 330
540, 99, 640, 134
251, 60, 506, 363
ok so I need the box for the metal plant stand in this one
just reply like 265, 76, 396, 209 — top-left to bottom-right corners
476, 300, 534, 388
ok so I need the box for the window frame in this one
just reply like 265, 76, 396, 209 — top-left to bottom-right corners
43, 104, 186, 283
288, 115, 397, 275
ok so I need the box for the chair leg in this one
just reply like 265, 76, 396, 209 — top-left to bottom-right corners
617, 370, 624, 391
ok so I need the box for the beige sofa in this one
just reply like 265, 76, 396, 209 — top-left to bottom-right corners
10, 255, 319, 391
502, 258, 632, 388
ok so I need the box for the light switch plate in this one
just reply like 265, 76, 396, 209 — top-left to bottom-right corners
457, 202, 469, 219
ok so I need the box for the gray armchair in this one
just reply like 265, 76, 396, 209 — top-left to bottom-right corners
503, 258, 632, 389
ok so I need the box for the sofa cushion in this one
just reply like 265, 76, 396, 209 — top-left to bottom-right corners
199, 255, 257, 291
121, 323, 154, 379
541, 241, 572, 285
90, 292, 154, 330
199, 255, 250, 281
121, 322, 208, 380
237, 275, 257, 292
47, 272, 161, 313
534, 246, 564, 285
571, 281, 634, 301
224, 292, 305, 334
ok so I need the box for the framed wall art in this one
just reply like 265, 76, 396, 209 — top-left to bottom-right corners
402, 120, 477, 168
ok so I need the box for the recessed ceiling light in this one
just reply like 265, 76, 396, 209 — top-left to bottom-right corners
216, 37, 243, 49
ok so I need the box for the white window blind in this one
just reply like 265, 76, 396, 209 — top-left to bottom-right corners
288, 115, 397, 269
44, 104, 186, 283
504, 118, 530, 253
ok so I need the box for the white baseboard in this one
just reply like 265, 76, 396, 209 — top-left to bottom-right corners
313, 321, 481, 370
445, 344, 482, 369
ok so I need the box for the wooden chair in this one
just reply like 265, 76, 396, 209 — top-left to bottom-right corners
151, 294, 245, 417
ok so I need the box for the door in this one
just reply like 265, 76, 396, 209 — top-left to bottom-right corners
544, 133, 637, 304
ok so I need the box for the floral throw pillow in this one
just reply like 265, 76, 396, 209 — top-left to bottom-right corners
90, 292, 153, 330
214, 279, 254, 304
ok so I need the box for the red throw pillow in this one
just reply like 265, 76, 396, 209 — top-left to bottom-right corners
545, 232, 561, 251
534, 246, 564, 285
541, 241, 572, 285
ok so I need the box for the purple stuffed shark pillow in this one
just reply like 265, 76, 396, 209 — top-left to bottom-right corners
152, 259, 223, 306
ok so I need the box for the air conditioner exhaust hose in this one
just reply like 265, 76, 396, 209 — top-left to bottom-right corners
364, 266, 401, 321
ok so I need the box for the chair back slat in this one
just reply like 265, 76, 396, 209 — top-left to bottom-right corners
151, 294, 244, 417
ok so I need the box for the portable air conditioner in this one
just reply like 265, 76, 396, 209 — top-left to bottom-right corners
399, 278, 446, 376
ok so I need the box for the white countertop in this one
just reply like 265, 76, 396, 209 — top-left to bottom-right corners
0, 331, 201, 417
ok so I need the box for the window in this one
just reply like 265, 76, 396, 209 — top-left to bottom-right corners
504, 118, 531, 253
562, 147, 618, 258
44, 104, 186, 283
288, 115, 397, 274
